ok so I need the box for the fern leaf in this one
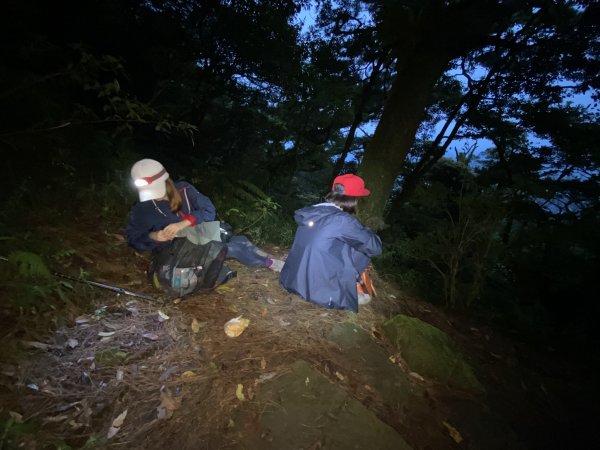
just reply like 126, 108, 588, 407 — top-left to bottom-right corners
8, 251, 52, 279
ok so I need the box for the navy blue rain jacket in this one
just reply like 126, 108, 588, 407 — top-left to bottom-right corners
126, 181, 216, 252
279, 203, 382, 312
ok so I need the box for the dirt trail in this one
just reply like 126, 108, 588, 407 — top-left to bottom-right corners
0, 224, 597, 450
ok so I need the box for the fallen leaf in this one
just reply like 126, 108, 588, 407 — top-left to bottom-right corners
256, 372, 276, 384
409, 372, 425, 382
260, 357, 267, 370
43, 414, 69, 423
216, 285, 234, 294
66, 338, 79, 349
305, 377, 310, 386
142, 332, 159, 341
442, 421, 463, 444
75, 316, 90, 324
112, 410, 127, 428
98, 331, 115, 337
224, 316, 250, 338
108, 233, 125, 242
69, 420, 83, 429
266, 297, 277, 305
278, 318, 291, 327
102, 321, 121, 330
191, 318, 200, 333
227, 419, 235, 428
159, 366, 179, 382
181, 371, 195, 378
236, 384, 245, 401
107, 410, 128, 439
22, 341, 49, 350
261, 307, 268, 317
158, 310, 170, 321
389, 355, 397, 364
126, 307, 140, 316
334, 371, 345, 381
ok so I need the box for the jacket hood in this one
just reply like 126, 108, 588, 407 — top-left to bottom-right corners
294, 203, 342, 226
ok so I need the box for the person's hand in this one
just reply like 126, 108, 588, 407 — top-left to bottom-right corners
149, 229, 173, 242
163, 221, 190, 239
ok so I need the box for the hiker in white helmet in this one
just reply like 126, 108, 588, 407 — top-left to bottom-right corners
125, 159, 284, 271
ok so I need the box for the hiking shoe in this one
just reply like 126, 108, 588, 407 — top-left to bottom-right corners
358, 293, 371, 305
268, 258, 285, 272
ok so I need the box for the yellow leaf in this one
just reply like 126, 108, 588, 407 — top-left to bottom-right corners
182, 371, 195, 378
442, 421, 463, 444
216, 285, 234, 294
261, 307, 268, 316
236, 384, 245, 401
224, 317, 250, 337
191, 318, 200, 333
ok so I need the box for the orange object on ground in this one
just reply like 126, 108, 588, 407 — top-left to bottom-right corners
357, 269, 376, 297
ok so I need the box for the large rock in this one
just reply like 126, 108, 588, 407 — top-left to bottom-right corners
383, 314, 484, 393
252, 360, 412, 450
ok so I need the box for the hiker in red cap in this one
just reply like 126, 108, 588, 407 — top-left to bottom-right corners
279, 174, 382, 312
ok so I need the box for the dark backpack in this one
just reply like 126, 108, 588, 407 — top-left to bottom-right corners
149, 238, 228, 297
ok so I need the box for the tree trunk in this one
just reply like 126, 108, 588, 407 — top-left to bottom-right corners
358, 49, 451, 229
331, 58, 384, 182
355, 1, 528, 230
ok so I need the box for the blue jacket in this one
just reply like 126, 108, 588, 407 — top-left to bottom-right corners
279, 203, 382, 312
126, 181, 216, 252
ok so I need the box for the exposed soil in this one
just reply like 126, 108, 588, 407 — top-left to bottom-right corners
0, 221, 597, 450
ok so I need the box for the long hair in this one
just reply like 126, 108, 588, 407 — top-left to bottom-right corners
324, 184, 359, 214
165, 178, 182, 212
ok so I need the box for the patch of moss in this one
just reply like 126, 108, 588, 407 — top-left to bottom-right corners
383, 314, 484, 393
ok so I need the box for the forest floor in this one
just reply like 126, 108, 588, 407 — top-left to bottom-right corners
0, 219, 598, 450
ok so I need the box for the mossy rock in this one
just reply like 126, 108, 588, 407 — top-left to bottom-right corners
383, 314, 484, 393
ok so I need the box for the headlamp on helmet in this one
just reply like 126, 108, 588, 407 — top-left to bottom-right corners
133, 168, 166, 187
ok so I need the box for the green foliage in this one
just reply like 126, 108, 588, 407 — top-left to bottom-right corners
7, 250, 51, 279
1, 250, 73, 309
212, 179, 295, 246
380, 159, 504, 309
0, 415, 36, 450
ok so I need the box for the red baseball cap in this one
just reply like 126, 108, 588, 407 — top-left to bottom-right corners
332, 174, 371, 197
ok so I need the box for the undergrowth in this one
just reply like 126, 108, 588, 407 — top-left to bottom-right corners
209, 179, 295, 246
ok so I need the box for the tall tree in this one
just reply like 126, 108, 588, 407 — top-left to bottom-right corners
317, 0, 598, 228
